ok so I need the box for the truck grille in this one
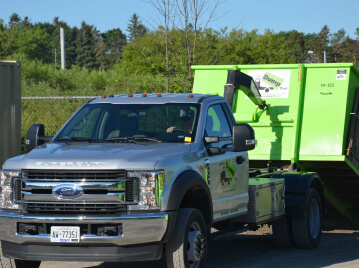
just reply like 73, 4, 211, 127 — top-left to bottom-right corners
16, 169, 137, 216
22, 170, 126, 181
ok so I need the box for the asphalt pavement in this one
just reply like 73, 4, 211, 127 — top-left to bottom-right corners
40, 226, 359, 268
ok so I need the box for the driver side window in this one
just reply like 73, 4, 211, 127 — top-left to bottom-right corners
205, 104, 232, 147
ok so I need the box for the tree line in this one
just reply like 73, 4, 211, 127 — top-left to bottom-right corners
0, 13, 148, 70
1, 9, 359, 93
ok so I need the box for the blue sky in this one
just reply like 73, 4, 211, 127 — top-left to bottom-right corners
0, 0, 358, 38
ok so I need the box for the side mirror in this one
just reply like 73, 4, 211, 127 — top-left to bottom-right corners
232, 123, 256, 152
26, 124, 45, 152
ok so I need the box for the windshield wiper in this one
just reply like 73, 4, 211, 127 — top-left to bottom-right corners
57, 137, 97, 142
106, 137, 161, 143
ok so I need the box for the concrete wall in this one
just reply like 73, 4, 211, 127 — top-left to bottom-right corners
0, 61, 21, 167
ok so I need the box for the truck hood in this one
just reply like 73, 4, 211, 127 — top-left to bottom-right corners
3, 141, 192, 170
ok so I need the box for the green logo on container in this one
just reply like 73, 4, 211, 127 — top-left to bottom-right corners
262, 72, 284, 90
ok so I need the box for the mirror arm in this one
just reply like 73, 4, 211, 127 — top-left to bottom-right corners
40, 136, 53, 142
209, 147, 233, 155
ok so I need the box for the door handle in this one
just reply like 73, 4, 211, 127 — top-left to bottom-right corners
236, 156, 245, 164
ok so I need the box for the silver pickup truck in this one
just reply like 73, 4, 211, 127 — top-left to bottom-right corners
0, 91, 324, 268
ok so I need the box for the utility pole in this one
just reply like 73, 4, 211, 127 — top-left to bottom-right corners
323, 50, 327, 63
60, 28, 65, 69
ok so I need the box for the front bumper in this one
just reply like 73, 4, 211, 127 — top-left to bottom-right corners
0, 211, 172, 261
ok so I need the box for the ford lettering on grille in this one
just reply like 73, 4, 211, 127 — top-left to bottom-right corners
52, 184, 84, 199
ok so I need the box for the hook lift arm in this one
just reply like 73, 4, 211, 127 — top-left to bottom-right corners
224, 70, 268, 111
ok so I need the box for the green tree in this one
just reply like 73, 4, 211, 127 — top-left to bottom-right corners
8, 13, 22, 28
66, 27, 79, 68
252, 30, 290, 64
76, 21, 100, 70
277, 30, 307, 63
14, 25, 52, 62
312, 25, 330, 63
102, 28, 127, 65
330, 28, 347, 62
0, 17, 52, 62
221, 29, 259, 64
93, 27, 108, 69
126, 13, 148, 43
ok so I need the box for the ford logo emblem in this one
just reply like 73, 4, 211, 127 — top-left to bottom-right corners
52, 184, 84, 199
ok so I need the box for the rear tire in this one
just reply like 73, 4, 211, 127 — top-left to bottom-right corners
166, 208, 208, 268
272, 216, 294, 248
292, 188, 322, 248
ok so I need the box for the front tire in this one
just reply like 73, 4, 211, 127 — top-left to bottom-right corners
292, 188, 322, 248
166, 208, 208, 268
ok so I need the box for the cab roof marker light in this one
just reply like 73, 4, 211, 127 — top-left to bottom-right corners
128, 93, 133, 97
102, 95, 107, 99
157, 93, 162, 97
189, 94, 194, 98
142, 93, 147, 97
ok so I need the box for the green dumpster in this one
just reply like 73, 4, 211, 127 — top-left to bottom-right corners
192, 63, 359, 223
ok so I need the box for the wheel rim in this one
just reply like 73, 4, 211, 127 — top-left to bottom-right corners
187, 222, 205, 267
309, 198, 320, 239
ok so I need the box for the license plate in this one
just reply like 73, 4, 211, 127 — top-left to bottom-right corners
51, 226, 80, 243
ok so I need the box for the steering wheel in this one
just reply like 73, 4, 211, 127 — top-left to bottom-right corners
172, 128, 191, 136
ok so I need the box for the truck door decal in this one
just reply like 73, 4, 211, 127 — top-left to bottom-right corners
220, 160, 236, 187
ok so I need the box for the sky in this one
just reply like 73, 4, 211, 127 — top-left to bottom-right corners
0, 0, 358, 38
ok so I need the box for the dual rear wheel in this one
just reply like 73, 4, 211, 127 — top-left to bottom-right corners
273, 188, 322, 249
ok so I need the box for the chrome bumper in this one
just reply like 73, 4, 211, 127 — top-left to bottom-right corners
0, 211, 169, 246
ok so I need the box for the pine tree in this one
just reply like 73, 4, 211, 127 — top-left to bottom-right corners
127, 13, 147, 43
66, 27, 79, 68
313, 25, 330, 63
75, 21, 100, 70
9, 13, 21, 28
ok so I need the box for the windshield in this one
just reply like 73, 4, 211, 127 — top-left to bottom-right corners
55, 103, 200, 143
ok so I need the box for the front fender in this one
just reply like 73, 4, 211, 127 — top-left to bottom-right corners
164, 170, 213, 225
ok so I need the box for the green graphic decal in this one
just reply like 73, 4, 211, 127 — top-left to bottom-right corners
262, 72, 284, 90
225, 160, 236, 181
220, 160, 237, 187
205, 161, 210, 185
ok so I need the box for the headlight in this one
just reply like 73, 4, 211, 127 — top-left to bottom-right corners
127, 170, 164, 211
0, 170, 21, 209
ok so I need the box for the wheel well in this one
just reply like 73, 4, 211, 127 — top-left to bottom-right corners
179, 186, 212, 229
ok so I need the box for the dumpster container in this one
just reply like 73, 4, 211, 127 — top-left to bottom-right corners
0, 61, 21, 167
192, 63, 359, 223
